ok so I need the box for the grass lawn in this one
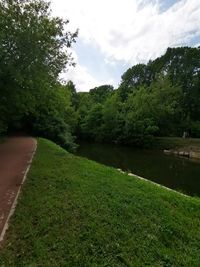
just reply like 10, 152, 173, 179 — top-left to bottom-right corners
0, 138, 200, 266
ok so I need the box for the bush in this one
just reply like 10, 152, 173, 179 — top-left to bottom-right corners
0, 119, 7, 136
32, 114, 77, 153
191, 121, 200, 138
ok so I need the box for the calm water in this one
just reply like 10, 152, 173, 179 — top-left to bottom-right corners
76, 142, 200, 196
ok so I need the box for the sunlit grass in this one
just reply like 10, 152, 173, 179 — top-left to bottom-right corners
1, 138, 200, 266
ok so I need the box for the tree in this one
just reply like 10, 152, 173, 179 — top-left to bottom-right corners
89, 85, 114, 103
124, 86, 158, 146
124, 76, 182, 141
77, 46, 200, 145
102, 93, 125, 142
118, 64, 149, 100
81, 103, 104, 141
0, 0, 77, 88
0, 0, 78, 149
30, 85, 78, 152
147, 77, 182, 136
149, 47, 200, 123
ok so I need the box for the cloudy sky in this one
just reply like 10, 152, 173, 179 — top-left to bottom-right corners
51, 0, 200, 91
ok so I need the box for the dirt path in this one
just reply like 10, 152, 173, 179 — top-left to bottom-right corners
0, 137, 37, 244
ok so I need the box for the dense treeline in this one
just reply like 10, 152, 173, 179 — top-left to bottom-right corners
0, 0, 200, 150
0, 0, 78, 151
76, 47, 200, 146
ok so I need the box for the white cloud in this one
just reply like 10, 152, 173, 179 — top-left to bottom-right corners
52, 0, 200, 62
63, 64, 114, 92
60, 50, 115, 91
52, 0, 200, 90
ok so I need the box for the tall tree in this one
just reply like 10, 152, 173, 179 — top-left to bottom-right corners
64, 81, 78, 109
150, 47, 200, 122
0, 0, 78, 143
89, 85, 114, 103
0, 0, 77, 89
118, 64, 149, 100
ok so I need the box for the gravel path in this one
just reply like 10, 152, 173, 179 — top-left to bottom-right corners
0, 137, 37, 244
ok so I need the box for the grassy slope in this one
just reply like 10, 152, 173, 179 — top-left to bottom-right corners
0, 139, 200, 267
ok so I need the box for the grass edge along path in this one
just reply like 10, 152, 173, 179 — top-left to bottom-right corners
0, 138, 200, 266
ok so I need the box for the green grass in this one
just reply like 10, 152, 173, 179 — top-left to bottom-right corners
0, 138, 200, 266
155, 137, 200, 150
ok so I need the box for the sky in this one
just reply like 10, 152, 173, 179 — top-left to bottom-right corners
51, 0, 200, 92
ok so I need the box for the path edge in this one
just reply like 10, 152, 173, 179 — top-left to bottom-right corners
0, 138, 37, 243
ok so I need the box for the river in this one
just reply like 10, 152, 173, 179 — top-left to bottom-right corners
76, 142, 200, 196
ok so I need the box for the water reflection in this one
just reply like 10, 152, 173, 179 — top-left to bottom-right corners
76, 142, 200, 196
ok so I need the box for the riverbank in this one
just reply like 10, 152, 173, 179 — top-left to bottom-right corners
76, 141, 200, 196
155, 137, 200, 150
155, 137, 200, 160
0, 138, 200, 266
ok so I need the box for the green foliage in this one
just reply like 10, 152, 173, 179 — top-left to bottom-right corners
76, 92, 94, 137
118, 63, 149, 100
81, 103, 104, 141
77, 47, 200, 145
1, 0, 199, 151
191, 121, 200, 138
30, 86, 78, 152
89, 84, 114, 103
65, 81, 79, 109
149, 47, 200, 122
147, 77, 182, 136
0, 0, 77, 87
102, 93, 125, 142
0, 0, 78, 149
77, 76, 184, 146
